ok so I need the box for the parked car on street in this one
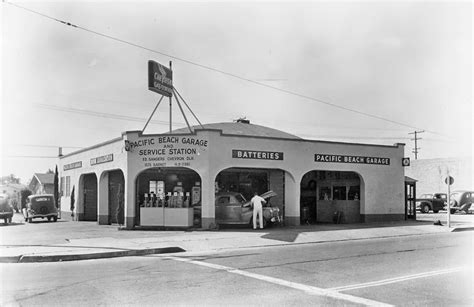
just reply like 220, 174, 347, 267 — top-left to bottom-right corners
447, 191, 473, 214
215, 191, 281, 227
416, 193, 447, 213
25, 194, 58, 223
0, 193, 14, 224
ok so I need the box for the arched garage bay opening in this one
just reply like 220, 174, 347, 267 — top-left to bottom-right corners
214, 167, 286, 226
135, 167, 201, 227
78, 173, 98, 221
300, 171, 364, 224
99, 169, 125, 225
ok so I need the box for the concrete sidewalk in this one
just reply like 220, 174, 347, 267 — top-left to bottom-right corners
1, 216, 472, 263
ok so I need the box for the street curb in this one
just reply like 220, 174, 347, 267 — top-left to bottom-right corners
0, 247, 185, 263
451, 227, 474, 232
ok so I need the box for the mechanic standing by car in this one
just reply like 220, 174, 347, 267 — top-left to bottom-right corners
22, 197, 29, 222
251, 192, 266, 230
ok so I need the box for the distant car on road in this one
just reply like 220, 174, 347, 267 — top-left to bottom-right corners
215, 191, 281, 228
25, 194, 58, 223
0, 193, 14, 224
448, 191, 473, 214
416, 193, 447, 213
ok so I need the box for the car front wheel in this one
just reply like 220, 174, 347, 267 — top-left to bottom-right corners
422, 204, 430, 213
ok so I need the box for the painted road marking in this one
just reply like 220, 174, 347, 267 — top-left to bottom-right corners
329, 267, 465, 292
166, 256, 392, 307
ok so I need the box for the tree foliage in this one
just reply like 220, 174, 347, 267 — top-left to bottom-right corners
20, 188, 32, 207
1, 174, 21, 184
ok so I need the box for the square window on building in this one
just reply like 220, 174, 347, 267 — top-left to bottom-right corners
66, 176, 71, 197
319, 187, 331, 200
333, 186, 347, 200
348, 186, 360, 200
60, 177, 65, 196
149, 181, 158, 194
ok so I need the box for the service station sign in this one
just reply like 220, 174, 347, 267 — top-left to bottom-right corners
148, 60, 173, 97
127, 135, 208, 168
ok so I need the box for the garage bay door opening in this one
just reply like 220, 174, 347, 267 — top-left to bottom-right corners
215, 168, 285, 227
79, 173, 98, 222
300, 171, 362, 224
107, 170, 125, 225
135, 167, 201, 227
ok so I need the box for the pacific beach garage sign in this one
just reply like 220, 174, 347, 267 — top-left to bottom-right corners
315, 154, 390, 165
126, 135, 208, 168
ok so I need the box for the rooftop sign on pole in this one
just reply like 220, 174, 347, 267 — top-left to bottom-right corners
148, 60, 173, 97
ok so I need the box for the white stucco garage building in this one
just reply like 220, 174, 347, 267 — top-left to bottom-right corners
58, 120, 407, 229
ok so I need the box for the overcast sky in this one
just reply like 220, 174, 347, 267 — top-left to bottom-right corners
1, 0, 472, 184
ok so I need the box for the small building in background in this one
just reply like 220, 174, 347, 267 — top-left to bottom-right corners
28, 173, 55, 195
405, 157, 473, 196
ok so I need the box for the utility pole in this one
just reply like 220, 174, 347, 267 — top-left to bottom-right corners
409, 130, 425, 160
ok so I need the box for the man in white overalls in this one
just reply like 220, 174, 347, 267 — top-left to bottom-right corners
251, 192, 266, 230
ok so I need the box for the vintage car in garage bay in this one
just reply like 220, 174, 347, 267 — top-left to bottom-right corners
0, 193, 14, 224
24, 194, 58, 223
215, 191, 281, 227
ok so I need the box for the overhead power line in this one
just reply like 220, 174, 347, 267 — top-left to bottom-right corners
35, 103, 186, 127
7, 144, 83, 149
4, 1, 448, 137
6, 155, 57, 159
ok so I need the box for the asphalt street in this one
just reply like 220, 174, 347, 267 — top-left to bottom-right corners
1, 229, 472, 306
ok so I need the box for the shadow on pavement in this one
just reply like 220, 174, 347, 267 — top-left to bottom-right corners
0, 222, 24, 227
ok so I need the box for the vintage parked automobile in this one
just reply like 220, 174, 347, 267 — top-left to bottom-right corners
215, 191, 281, 227
0, 193, 14, 224
25, 194, 58, 223
416, 193, 447, 213
447, 191, 473, 214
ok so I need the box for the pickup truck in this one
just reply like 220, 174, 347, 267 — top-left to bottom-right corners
416, 193, 447, 213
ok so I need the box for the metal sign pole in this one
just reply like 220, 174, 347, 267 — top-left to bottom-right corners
169, 61, 173, 133
142, 95, 165, 133
447, 169, 451, 228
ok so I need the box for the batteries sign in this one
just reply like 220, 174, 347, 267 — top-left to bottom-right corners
148, 60, 173, 97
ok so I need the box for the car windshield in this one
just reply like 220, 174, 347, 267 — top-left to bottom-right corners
235, 194, 246, 203
420, 194, 433, 198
